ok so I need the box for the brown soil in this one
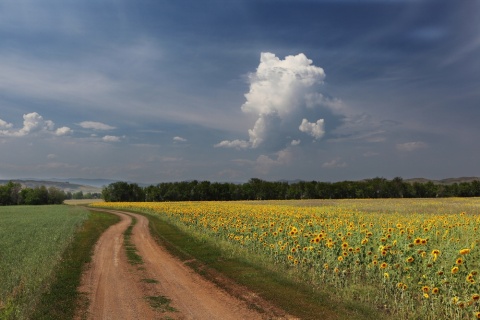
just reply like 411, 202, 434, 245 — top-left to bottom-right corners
76, 209, 295, 320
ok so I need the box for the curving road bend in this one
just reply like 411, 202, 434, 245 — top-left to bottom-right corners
76, 208, 291, 320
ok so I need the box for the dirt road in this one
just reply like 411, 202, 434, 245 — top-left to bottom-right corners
77, 209, 291, 320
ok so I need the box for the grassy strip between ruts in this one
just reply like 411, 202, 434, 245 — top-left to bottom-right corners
30, 210, 120, 320
123, 216, 144, 265
141, 211, 383, 320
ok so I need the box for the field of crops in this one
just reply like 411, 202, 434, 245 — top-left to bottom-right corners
0, 205, 88, 319
93, 198, 480, 319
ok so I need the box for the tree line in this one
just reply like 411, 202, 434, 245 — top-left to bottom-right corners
102, 177, 480, 202
0, 181, 67, 205
0, 181, 102, 206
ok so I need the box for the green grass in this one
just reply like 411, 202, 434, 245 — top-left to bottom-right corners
0, 205, 88, 319
0, 206, 119, 320
123, 217, 144, 265
31, 210, 120, 320
143, 212, 382, 320
144, 295, 177, 312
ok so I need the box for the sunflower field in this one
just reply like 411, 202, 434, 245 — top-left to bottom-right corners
93, 198, 480, 319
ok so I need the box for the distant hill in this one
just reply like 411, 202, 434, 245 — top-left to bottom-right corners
48, 178, 118, 188
0, 179, 102, 194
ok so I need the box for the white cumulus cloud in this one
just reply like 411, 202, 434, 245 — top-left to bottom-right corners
291, 139, 301, 146
173, 136, 187, 142
0, 118, 13, 129
216, 52, 327, 150
214, 139, 250, 149
55, 126, 73, 136
0, 112, 72, 137
78, 121, 115, 130
102, 135, 121, 142
299, 118, 325, 140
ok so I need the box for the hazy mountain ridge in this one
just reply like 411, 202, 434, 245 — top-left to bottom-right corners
0, 179, 102, 194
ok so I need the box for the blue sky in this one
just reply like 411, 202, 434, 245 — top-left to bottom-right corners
0, 0, 479, 184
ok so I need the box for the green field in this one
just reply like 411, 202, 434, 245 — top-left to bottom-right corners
0, 205, 89, 319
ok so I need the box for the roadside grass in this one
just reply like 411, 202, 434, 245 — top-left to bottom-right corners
30, 210, 120, 320
0, 206, 90, 320
143, 212, 382, 320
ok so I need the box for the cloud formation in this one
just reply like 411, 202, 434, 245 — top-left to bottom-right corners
0, 112, 72, 137
173, 136, 187, 142
78, 121, 115, 130
299, 118, 325, 139
102, 135, 122, 142
322, 158, 347, 168
396, 141, 427, 152
215, 52, 326, 150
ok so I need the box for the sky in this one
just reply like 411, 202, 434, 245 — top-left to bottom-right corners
0, 0, 479, 184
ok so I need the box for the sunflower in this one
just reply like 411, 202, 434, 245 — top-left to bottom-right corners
460, 248, 471, 255
452, 266, 460, 274
414, 238, 422, 245
380, 262, 388, 269
422, 286, 429, 293
456, 257, 463, 265
406, 256, 414, 263
432, 287, 439, 294
475, 312, 480, 319
337, 256, 344, 262
472, 294, 480, 301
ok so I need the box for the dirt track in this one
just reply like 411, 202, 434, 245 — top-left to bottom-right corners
77, 209, 292, 320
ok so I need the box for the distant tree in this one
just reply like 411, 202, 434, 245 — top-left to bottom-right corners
48, 187, 67, 204
72, 191, 84, 199
22, 186, 49, 205
0, 181, 22, 205
102, 182, 145, 202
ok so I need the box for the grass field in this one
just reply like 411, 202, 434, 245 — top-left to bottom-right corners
0, 205, 117, 320
63, 199, 104, 206
93, 198, 480, 319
